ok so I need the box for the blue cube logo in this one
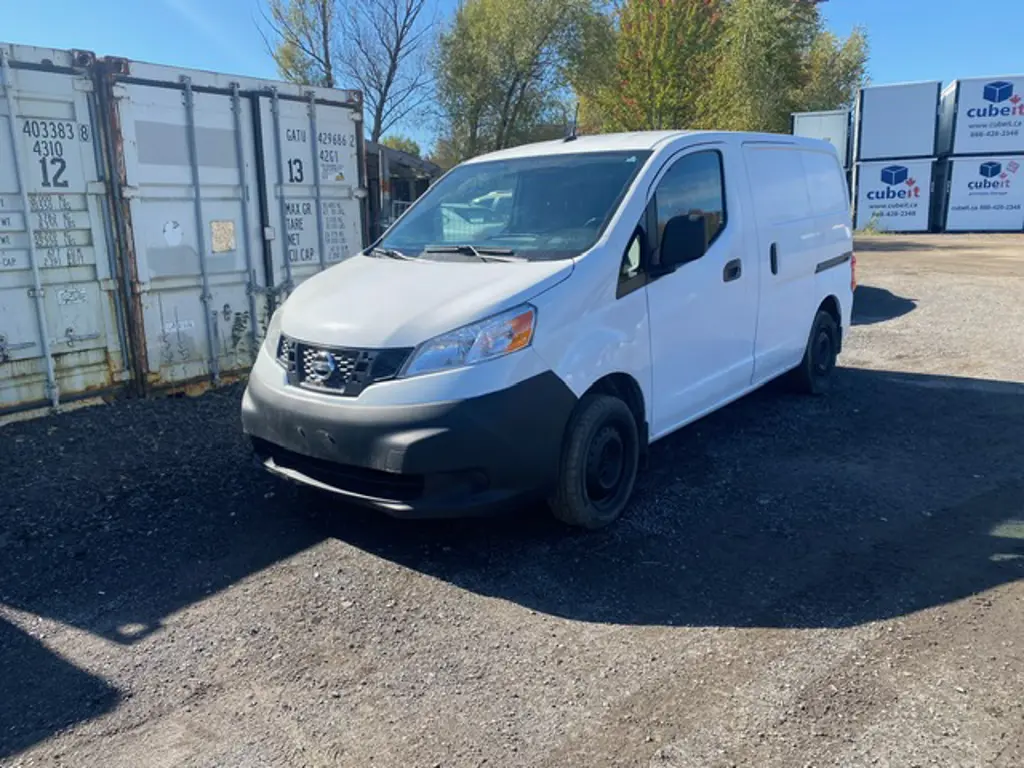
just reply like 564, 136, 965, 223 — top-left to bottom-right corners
983, 81, 1014, 103
881, 165, 909, 186
980, 161, 1002, 178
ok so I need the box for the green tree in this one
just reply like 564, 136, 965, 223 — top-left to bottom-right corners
381, 134, 422, 156
579, 0, 724, 132
433, 0, 607, 162
264, 0, 337, 87
574, 0, 866, 135
796, 26, 869, 111
712, 0, 867, 132
712, 0, 820, 133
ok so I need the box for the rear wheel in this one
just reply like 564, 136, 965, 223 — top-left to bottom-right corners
791, 309, 839, 395
548, 394, 640, 529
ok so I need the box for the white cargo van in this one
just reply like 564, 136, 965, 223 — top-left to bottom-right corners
242, 131, 854, 528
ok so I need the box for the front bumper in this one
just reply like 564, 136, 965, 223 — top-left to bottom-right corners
241, 369, 578, 517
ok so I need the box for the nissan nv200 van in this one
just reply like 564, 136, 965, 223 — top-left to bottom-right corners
242, 131, 854, 528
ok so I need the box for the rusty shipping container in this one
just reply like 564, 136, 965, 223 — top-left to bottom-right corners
0, 42, 367, 414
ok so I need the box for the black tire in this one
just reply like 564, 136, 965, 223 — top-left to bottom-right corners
791, 309, 839, 395
548, 394, 640, 529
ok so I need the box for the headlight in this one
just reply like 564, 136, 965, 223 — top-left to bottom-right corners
264, 308, 286, 361
400, 304, 536, 378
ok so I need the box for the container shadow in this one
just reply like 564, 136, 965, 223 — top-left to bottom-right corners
0, 618, 120, 761
317, 367, 1024, 630
852, 284, 917, 325
0, 385, 323, 757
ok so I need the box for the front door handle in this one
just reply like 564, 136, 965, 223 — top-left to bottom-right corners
770, 242, 779, 275
723, 258, 742, 283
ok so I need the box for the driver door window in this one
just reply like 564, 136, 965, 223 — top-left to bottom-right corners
654, 150, 727, 264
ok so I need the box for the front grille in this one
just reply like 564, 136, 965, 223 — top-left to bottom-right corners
278, 335, 412, 397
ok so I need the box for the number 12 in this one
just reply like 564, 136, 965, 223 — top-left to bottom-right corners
40, 157, 68, 188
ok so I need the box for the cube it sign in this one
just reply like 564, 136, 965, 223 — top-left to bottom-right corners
957, 77, 1024, 154
946, 155, 1024, 231
856, 160, 933, 232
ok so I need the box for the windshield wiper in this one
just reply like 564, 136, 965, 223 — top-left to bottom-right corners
423, 244, 523, 262
369, 246, 416, 260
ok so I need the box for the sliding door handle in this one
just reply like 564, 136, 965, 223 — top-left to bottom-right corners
723, 258, 742, 282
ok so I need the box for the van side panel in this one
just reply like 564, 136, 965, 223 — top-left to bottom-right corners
800, 149, 854, 343
742, 144, 821, 384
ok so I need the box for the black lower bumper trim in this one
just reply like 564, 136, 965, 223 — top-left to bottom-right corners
242, 370, 579, 517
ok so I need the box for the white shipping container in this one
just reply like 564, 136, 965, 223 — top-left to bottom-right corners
107, 59, 365, 390
937, 76, 1024, 156
0, 44, 130, 411
941, 155, 1024, 232
791, 110, 850, 167
854, 159, 935, 232
0, 41, 367, 414
854, 81, 941, 162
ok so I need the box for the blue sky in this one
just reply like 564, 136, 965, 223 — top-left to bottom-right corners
7, 0, 1024, 148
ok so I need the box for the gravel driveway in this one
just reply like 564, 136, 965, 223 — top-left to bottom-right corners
2, 234, 1023, 767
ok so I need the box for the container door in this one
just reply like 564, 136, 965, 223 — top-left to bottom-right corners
257, 92, 363, 296
0, 50, 128, 412
113, 78, 267, 388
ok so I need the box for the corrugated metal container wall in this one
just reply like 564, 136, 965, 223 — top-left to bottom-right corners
0, 45, 130, 412
253, 86, 365, 293
791, 110, 851, 168
0, 42, 367, 414
105, 59, 365, 390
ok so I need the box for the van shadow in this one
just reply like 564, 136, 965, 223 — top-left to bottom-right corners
852, 284, 917, 325
317, 367, 1024, 629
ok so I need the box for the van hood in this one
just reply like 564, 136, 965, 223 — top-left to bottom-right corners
280, 253, 574, 348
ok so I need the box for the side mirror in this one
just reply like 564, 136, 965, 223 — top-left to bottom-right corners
660, 214, 708, 270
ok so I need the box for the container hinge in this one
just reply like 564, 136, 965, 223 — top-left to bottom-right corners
99, 278, 119, 291
354, 187, 369, 200
86, 180, 107, 195
120, 186, 140, 199
73, 78, 94, 93
132, 281, 151, 295
352, 111, 363, 123
113, 369, 133, 382
263, 226, 276, 242
27, 287, 45, 298
199, 291, 213, 304
111, 84, 130, 99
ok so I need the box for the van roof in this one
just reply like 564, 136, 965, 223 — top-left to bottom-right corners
464, 130, 830, 163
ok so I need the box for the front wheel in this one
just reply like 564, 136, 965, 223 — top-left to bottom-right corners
548, 394, 640, 529
791, 309, 839, 395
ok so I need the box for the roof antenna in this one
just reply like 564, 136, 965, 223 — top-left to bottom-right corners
564, 102, 580, 142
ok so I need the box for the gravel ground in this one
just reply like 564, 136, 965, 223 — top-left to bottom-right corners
2, 234, 1023, 767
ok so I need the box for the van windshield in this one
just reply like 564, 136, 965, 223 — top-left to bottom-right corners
378, 150, 652, 261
